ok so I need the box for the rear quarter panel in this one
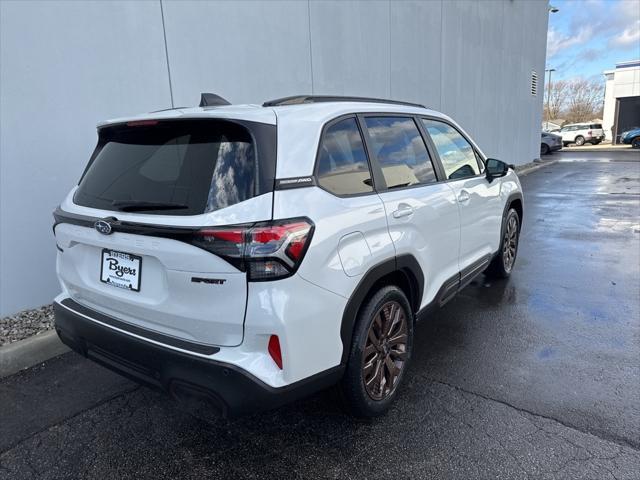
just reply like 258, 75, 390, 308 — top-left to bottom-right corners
273, 187, 395, 299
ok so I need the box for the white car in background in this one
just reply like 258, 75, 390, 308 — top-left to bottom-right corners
52, 94, 524, 418
559, 123, 605, 146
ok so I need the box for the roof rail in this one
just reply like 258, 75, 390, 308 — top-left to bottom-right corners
199, 93, 231, 107
262, 95, 425, 109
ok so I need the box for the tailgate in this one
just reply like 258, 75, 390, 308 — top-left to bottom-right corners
53, 116, 277, 348
55, 221, 247, 347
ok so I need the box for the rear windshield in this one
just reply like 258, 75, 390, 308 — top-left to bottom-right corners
74, 119, 275, 215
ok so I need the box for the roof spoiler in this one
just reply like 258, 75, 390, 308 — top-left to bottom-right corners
199, 93, 231, 107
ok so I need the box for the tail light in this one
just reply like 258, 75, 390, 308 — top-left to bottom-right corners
587, 130, 592, 136
192, 218, 314, 281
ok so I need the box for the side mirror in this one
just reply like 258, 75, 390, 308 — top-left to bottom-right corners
486, 158, 510, 182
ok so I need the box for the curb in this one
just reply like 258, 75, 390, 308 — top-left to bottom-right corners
562, 146, 633, 152
0, 330, 69, 378
516, 160, 557, 176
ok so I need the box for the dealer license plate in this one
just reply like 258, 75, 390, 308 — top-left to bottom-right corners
100, 249, 142, 292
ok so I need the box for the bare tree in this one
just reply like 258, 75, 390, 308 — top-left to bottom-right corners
543, 79, 568, 121
563, 79, 604, 123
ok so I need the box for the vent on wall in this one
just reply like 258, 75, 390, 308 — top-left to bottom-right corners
531, 71, 538, 96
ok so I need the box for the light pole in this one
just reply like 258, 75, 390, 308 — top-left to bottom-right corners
545, 68, 556, 131
545, 4, 560, 131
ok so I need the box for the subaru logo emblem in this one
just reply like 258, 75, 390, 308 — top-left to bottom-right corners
94, 220, 112, 235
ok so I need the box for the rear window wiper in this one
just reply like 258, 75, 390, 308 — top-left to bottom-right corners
111, 200, 189, 212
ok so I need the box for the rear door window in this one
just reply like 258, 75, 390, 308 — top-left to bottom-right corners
316, 117, 373, 196
74, 120, 275, 215
363, 116, 437, 189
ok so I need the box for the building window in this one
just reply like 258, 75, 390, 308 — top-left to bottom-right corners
531, 71, 538, 96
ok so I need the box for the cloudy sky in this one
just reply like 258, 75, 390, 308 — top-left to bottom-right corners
546, 0, 640, 80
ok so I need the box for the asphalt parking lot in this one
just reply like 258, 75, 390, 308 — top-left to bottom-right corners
1, 150, 639, 479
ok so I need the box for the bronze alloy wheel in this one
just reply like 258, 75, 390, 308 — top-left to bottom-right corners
502, 213, 519, 272
362, 300, 408, 401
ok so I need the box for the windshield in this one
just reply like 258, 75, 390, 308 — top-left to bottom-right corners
74, 119, 275, 215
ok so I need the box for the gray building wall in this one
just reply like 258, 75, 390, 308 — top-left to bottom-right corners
0, 0, 548, 316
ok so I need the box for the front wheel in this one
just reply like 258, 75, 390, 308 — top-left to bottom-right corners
339, 286, 413, 417
486, 208, 520, 279
632, 137, 640, 149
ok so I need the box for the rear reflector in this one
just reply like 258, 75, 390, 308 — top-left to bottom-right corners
192, 218, 314, 281
268, 335, 283, 369
200, 229, 244, 244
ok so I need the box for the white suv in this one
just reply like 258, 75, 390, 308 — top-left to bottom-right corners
53, 94, 523, 417
559, 122, 605, 146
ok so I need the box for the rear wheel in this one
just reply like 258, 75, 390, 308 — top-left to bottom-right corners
540, 143, 550, 155
486, 208, 520, 279
632, 137, 640, 149
339, 286, 413, 417
575, 135, 585, 146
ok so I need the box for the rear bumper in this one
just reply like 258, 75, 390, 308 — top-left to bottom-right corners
54, 299, 343, 417
542, 141, 562, 152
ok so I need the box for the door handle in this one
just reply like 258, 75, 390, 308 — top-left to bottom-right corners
392, 203, 414, 219
457, 190, 470, 203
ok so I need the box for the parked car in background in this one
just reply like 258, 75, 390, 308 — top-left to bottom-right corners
541, 132, 562, 155
559, 123, 605, 146
620, 127, 640, 148
52, 94, 524, 418
541, 122, 562, 133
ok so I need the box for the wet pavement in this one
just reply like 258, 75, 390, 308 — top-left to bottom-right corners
1, 150, 639, 479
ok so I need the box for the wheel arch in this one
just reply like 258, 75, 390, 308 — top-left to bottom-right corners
508, 194, 524, 223
339, 254, 424, 364
501, 192, 524, 245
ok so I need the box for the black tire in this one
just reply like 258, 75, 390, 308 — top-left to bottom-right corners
632, 137, 640, 149
575, 135, 585, 146
339, 285, 413, 417
563, 141, 569, 147
486, 208, 520, 279
540, 143, 550, 156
